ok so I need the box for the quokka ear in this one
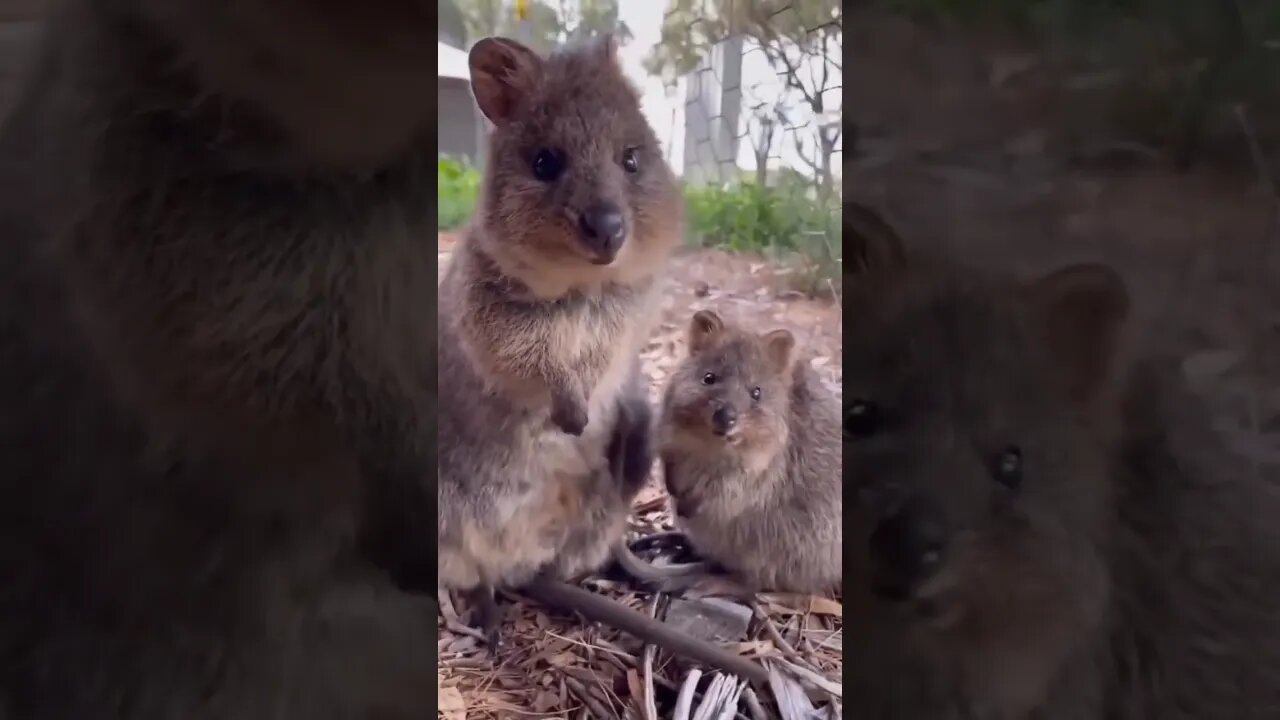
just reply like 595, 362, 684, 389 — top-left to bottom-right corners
469, 36, 543, 126
1025, 262, 1130, 406
688, 310, 725, 355
760, 328, 796, 376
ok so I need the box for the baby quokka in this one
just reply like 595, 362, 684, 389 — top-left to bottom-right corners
657, 310, 842, 595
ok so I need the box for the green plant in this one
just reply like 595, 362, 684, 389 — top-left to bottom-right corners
438, 156, 481, 231
682, 179, 840, 298
683, 181, 827, 250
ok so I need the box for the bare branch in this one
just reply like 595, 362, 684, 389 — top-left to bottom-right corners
807, 49, 819, 103
760, 40, 819, 110
794, 132, 820, 173
820, 31, 831, 93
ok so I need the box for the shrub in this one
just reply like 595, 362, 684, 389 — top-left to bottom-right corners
683, 179, 841, 298
683, 180, 834, 251
438, 156, 481, 231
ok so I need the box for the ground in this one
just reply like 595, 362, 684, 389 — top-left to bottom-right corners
436, 233, 844, 719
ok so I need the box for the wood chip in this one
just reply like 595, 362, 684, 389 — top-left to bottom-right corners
437, 683, 467, 720
547, 650, 579, 667
805, 596, 843, 618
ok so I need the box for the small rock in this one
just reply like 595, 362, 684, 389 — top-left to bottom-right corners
664, 597, 753, 644
694, 281, 710, 297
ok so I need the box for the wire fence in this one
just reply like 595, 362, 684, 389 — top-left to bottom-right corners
671, 3, 842, 189
663, 0, 843, 295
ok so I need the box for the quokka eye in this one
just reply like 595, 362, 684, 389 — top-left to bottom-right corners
532, 148, 564, 182
622, 147, 640, 173
750, 387, 762, 401
701, 372, 717, 385
845, 399, 881, 438
993, 445, 1023, 489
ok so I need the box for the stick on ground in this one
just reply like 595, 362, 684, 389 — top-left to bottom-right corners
522, 576, 771, 686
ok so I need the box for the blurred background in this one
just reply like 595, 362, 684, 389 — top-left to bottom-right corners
851, 1, 1280, 468
0, 1, 41, 117
437, 2, 843, 718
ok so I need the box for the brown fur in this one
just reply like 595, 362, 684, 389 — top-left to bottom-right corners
658, 311, 842, 594
0, 1, 440, 717
436, 35, 680, 597
845, 242, 1280, 718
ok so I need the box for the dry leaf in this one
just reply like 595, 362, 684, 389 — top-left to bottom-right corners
437, 685, 467, 720
806, 596, 843, 618
547, 651, 579, 668
626, 668, 643, 703
533, 690, 560, 712
497, 675, 524, 690
757, 593, 805, 614
729, 640, 776, 656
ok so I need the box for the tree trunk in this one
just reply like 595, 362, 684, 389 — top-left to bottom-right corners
753, 116, 774, 187
817, 125, 838, 204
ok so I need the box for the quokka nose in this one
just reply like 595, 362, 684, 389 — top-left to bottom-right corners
868, 496, 946, 598
577, 204, 626, 258
711, 406, 738, 436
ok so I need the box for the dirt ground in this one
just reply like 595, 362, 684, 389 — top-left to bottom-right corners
436, 232, 844, 719
851, 10, 1280, 467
